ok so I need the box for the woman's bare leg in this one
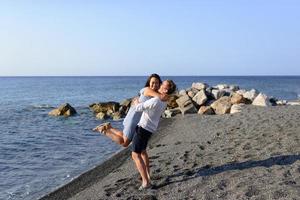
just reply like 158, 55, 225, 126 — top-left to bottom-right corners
104, 128, 124, 145
108, 127, 124, 138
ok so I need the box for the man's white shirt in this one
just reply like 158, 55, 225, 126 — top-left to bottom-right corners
135, 97, 167, 133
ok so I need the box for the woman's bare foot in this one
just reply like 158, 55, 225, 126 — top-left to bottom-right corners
92, 122, 111, 134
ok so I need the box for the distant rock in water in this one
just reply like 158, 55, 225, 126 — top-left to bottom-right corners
90, 101, 129, 121
48, 103, 77, 117
89, 102, 120, 114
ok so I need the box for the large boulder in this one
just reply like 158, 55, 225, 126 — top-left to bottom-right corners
243, 89, 258, 102
96, 112, 108, 119
230, 104, 244, 114
215, 84, 228, 90
229, 85, 240, 91
163, 108, 181, 118
179, 89, 187, 96
187, 90, 196, 98
230, 93, 246, 104
48, 103, 77, 117
198, 106, 214, 115
89, 102, 120, 114
167, 95, 179, 109
236, 89, 247, 96
192, 82, 208, 91
192, 90, 208, 106
252, 93, 271, 107
186, 88, 199, 98
175, 94, 197, 115
211, 96, 232, 115
112, 111, 123, 121
211, 89, 226, 100
119, 98, 133, 115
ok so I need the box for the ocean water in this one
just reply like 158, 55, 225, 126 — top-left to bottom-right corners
0, 76, 299, 200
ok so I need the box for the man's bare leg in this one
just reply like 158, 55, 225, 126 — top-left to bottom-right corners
132, 152, 150, 187
141, 151, 151, 180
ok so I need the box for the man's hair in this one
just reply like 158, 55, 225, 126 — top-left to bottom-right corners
166, 80, 177, 95
144, 73, 162, 87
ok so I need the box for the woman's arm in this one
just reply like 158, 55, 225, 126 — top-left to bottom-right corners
143, 87, 168, 100
143, 87, 160, 97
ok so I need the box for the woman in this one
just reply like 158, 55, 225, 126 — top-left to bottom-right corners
93, 74, 167, 147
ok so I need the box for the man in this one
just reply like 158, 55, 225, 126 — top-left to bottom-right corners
131, 80, 176, 190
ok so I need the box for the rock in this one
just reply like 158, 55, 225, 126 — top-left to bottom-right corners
230, 104, 244, 114
48, 103, 77, 117
120, 98, 132, 107
179, 90, 187, 96
119, 105, 129, 115
276, 100, 287, 105
229, 85, 239, 91
176, 95, 192, 107
89, 102, 120, 114
198, 106, 214, 115
287, 101, 300, 106
252, 93, 271, 106
243, 89, 258, 101
192, 90, 208, 106
112, 112, 122, 120
211, 89, 226, 100
163, 108, 181, 118
96, 112, 108, 119
187, 90, 196, 98
269, 97, 278, 106
236, 89, 246, 96
180, 103, 198, 115
211, 96, 232, 114
192, 82, 208, 90
223, 88, 234, 96
175, 95, 197, 115
167, 95, 179, 109
231, 93, 246, 104
215, 84, 228, 90
119, 98, 132, 115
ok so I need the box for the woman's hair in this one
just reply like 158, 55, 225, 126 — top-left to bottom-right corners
144, 73, 162, 87
166, 80, 177, 95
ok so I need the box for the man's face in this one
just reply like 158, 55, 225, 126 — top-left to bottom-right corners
160, 81, 170, 94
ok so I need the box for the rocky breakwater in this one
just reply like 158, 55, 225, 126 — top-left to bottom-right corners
164, 82, 300, 117
48, 82, 300, 119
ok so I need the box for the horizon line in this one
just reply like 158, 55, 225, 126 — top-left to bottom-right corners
1, 75, 300, 78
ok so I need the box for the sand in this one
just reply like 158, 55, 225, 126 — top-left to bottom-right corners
41, 105, 300, 200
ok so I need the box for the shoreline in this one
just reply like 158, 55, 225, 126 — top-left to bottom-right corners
41, 105, 300, 199
39, 118, 174, 200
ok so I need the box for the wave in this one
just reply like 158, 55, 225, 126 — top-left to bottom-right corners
30, 104, 55, 109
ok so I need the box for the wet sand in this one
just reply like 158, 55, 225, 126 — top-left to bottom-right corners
41, 105, 300, 200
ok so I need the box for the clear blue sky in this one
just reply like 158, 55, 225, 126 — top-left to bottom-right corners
0, 0, 299, 76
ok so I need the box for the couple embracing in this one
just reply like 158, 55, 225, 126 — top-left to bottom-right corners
93, 74, 176, 190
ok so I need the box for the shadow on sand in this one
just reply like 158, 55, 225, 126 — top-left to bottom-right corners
154, 154, 300, 189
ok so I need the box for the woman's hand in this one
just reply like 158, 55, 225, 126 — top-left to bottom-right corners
131, 97, 140, 106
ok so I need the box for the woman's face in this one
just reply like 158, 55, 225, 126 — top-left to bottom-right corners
149, 77, 160, 91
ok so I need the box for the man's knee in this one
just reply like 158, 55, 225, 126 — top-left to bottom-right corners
131, 152, 141, 160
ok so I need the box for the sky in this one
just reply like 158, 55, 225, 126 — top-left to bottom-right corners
0, 0, 300, 76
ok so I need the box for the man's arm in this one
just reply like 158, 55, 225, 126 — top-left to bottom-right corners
134, 97, 159, 112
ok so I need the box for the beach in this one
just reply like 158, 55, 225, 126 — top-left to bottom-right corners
41, 105, 300, 200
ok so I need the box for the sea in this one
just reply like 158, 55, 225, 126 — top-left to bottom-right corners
1, 76, 300, 200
